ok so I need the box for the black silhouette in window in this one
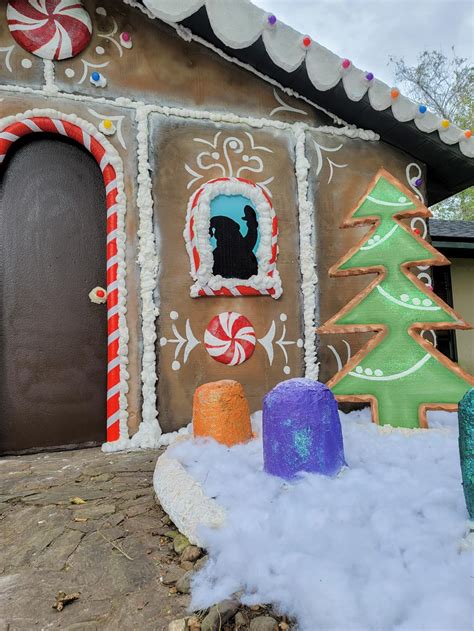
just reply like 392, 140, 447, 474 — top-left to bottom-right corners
210, 205, 259, 279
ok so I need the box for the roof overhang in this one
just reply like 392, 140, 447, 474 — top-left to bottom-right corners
429, 219, 474, 257
139, 0, 474, 205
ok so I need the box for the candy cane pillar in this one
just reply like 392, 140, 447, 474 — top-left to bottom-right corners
0, 116, 124, 443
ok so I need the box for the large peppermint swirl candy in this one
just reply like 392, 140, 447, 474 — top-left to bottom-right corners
7, 0, 92, 61
204, 312, 256, 366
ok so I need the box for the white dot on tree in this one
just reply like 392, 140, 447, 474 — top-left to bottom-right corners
355, 366, 363, 374
422, 299, 432, 306
400, 294, 409, 302
364, 368, 373, 376
374, 369, 383, 377
412, 298, 421, 305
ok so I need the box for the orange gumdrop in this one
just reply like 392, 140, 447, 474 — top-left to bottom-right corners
193, 380, 252, 447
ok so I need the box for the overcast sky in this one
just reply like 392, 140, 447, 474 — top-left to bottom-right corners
254, 0, 473, 84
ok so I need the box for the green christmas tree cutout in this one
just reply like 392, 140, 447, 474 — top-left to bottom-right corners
319, 168, 473, 428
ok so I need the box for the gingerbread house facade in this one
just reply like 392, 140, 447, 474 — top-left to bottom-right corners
0, 0, 472, 453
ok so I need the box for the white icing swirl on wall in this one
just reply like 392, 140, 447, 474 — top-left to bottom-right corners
406, 162, 425, 205
270, 88, 308, 119
88, 108, 127, 149
0, 45, 15, 73
312, 137, 348, 184
160, 310, 200, 371
258, 314, 304, 375
185, 131, 274, 195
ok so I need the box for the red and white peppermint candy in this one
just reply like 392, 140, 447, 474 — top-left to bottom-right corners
204, 312, 256, 366
7, 0, 92, 61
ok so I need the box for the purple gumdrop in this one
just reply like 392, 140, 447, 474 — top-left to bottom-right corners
263, 378, 345, 481
267, 14, 277, 25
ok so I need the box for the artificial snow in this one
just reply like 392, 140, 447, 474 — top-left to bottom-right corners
166, 409, 472, 631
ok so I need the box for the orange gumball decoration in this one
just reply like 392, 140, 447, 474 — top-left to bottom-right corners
193, 380, 252, 447
390, 88, 400, 99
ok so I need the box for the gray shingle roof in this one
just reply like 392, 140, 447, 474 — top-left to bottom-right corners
429, 219, 474, 240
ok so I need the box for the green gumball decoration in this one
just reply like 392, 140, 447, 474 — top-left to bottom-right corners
459, 388, 474, 519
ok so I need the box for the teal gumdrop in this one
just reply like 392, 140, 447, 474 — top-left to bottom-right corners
459, 388, 474, 519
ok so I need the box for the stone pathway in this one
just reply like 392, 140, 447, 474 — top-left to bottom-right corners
0, 447, 190, 630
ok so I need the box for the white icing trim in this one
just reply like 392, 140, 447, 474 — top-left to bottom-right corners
294, 123, 318, 379
129, 104, 162, 449
140, 0, 474, 157
184, 177, 282, 298
42, 60, 57, 94
0, 107, 131, 448
0, 82, 379, 143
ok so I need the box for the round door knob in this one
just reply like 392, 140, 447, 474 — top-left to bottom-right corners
89, 286, 107, 304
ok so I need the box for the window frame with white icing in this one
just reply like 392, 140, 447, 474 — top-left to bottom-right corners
184, 176, 282, 298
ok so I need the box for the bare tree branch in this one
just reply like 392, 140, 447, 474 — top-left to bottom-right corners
389, 48, 473, 220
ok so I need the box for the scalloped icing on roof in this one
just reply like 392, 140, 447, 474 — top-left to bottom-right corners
142, 0, 473, 159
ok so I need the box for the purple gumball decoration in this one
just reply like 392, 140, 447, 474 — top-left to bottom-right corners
263, 378, 346, 480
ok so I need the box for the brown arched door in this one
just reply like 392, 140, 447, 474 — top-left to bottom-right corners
0, 134, 107, 454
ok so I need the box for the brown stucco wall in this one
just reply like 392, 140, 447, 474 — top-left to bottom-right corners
151, 115, 304, 431
0, 0, 436, 445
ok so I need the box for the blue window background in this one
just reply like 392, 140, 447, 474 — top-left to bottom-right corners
209, 194, 260, 254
